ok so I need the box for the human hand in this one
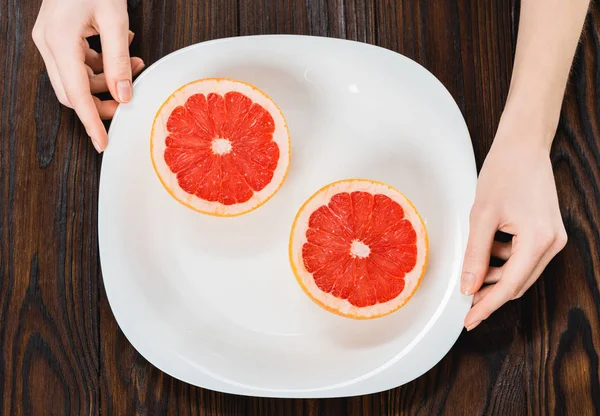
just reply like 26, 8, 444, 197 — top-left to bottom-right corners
460, 114, 568, 331
32, 0, 144, 153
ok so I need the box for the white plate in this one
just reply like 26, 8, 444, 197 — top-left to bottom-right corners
99, 35, 476, 398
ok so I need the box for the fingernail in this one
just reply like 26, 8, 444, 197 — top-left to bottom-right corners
466, 320, 482, 331
91, 137, 103, 153
461, 272, 476, 295
117, 80, 132, 103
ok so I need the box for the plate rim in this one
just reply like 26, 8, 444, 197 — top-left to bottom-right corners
99, 34, 476, 398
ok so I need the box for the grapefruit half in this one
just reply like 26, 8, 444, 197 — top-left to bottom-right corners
289, 179, 429, 319
151, 78, 291, 216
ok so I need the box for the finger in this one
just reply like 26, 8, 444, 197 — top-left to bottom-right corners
52, 44, 107, 152
46, 56, 72, 107
472, 284, 495, 306
491, 240, 512, 261
130, 57, 145, 75
85, 30, 135, 73
97, 5, 132, 103
90, 73, 108, 94
510, 231, 567, 298
464, 238, 542, 330
33, 35, 71, 107
483, 267, 503, 284
85, 48, 104, 73
90, 58, 144, 94
461, 206, 499, 296
93, 96, 119, 120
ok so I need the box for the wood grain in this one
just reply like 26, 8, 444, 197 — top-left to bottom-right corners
0, 0, 102, 413
1, 0, 599, 414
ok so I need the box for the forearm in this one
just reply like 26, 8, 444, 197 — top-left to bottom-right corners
503, 0, 590, 147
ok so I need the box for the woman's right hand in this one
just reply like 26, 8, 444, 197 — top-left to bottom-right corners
32, 0, 144, 153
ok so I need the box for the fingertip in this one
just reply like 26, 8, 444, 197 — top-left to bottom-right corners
117, 79, 132, 103
460, 272, 477, 296
98, 24, 133, 103
87, 123, 108, 153
91, 136, 104, 153
87, 125, 107, 153
465, 320, 482, 331
464, 305, 485, 331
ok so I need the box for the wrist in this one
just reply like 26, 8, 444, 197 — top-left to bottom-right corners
497, 94, 560, 152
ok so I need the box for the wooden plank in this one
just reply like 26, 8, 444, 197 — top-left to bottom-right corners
0, 1, 101, 415
524, 2, 600, 415
1, 0, 599, 414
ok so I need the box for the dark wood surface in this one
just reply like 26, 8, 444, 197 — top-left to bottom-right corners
1, 0, 600, 414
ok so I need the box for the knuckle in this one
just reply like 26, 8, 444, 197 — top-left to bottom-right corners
57, 94, 71, 107
463, 255, 486, 276
63, 88, 87, 106
478, 308, 492, 322
532, 228, 555, 251
96, 5, 129, 29
462, 247, 487, 272
107, 54, 132, 75
469, 204, 482, 221
469, 203, 494, 224
44, 22, 75, 48
43, 28, 61, 47
509, 284, 523, 299
31, 26, 44, 45
555, 229, 568, 251
114, 15, 129, 30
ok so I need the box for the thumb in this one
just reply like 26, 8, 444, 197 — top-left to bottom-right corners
97, 6, 132, 103
461, 206, 498, 295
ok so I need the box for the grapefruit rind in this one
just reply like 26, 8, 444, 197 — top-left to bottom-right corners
150, 78, 291, 217
289, 179, 429, 319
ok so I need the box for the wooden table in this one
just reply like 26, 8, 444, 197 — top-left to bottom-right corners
2, 0, 600, 414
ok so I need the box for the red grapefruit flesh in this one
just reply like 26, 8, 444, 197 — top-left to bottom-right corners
289, 179, 429, 319
151, 78, 291, 216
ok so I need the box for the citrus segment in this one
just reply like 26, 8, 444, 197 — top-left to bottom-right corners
289, 180, 428, 319
151, 79, 290, 216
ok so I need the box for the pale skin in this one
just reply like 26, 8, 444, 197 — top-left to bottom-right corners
33, 0, 589, 329
460, 0, 589, 331
32, 0, 144, 152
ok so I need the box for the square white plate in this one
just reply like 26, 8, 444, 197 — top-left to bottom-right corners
99, 35, 476, 398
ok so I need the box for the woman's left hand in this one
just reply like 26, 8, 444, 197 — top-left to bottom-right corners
460, 113, 568, 331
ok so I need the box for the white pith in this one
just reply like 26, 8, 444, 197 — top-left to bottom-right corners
211, 138, 232, 155
350, 240, 370, 258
